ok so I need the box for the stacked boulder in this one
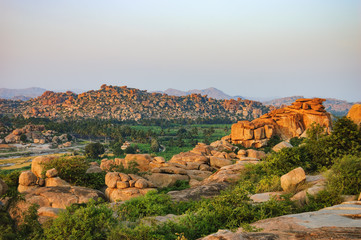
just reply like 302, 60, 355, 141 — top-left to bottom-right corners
105, 172, 156, 202
230, 98, 332, 148
13, 156, 104, 223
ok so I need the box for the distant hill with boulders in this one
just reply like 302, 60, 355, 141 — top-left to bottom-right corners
0, 84, 268, 122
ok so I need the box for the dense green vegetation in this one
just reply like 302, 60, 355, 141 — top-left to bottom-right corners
0, 117, 360, 239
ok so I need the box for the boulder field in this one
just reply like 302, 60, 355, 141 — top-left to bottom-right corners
230, 98, 332, 148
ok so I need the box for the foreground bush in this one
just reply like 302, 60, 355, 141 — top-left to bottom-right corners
43, 199, 116, 240
327, 155, 361, 195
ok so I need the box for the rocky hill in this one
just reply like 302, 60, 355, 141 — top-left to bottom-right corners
264, 96, 357, 116
0, 85, 269, 121
157, 87, 243, 100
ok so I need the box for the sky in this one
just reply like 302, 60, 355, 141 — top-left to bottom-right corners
1, 0, 360, 101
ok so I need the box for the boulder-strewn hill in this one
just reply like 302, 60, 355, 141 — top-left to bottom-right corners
0, 87, 47, 100
264, 96, 357, 116
158, 87, 243, 100
0, 84, 269, 121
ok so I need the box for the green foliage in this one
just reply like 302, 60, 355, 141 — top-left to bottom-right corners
158, 180, 190, 194
298, 189, 342, 213
0, 209, 16, 240
0, 170, 23, 209
289, 137, 305, 147
261, 135, 281, 153
42, 156, 89, 184
124, 145, 137, 154
85, 142, 105, 159
20, 134, 27, 142
110, 161, 141, 175
255, 175, 281, 193
327, 155, 361, 195
150, 138, 161, 152
111, 142, 124, 156
117, 191, 194, 222
17, 204, 43, 239
42, 156, 105, 190
43, 199, 116, 240
306, 122, 326, 141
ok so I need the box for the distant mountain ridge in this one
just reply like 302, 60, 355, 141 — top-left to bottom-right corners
263, 96, 358, 116
0, 87, 47, 100
157, 87, 243, 100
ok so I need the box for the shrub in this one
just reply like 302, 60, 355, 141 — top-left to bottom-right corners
85, 142, 105, 159
43, 199, 116, 240
255, 175, 281, 193
327, 155, 361, 195
117, 191, 194, 222
42, 156, 89, 184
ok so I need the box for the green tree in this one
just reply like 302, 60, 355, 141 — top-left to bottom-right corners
20, 134, 27, 143
85, 142, 105, 159
150, 138, 161, 152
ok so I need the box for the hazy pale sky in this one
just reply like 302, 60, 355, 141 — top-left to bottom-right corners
1, 0, 360, 101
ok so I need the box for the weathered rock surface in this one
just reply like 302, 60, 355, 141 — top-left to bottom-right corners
18, 171, 37, 186
31, 156, 57, 178
280, 167, 306, 192
168, 183, 229, 202
104, 172, 156, 202
201, 201, 361, 240
146, 173, 189, 188
347, 104, 361, 126
230, 98, 332, 148
9, 186, 105, 223
272, 141, 293, 152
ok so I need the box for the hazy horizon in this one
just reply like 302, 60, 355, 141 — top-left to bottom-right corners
1, 0, 360, 101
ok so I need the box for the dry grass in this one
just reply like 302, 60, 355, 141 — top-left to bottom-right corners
0, 153, 68, 170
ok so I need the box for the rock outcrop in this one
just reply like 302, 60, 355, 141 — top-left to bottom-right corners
280, 167, 306, 192
10, 186, 105, 224
230, 98, 332, 148
347, 104, 361, 126
104, 172, 156, 202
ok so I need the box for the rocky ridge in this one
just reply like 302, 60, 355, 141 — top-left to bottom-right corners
0, 84, 269, 121
230, 98, 332, 147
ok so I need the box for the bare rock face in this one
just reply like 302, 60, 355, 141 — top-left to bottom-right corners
0, 178, 8, 196
280, 167, 306, 192
124, 154, 153, 172
230, 98, 332, 148
347, 104, 361, 126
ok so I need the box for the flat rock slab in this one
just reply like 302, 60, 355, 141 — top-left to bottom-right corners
168, 183, 229, 202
